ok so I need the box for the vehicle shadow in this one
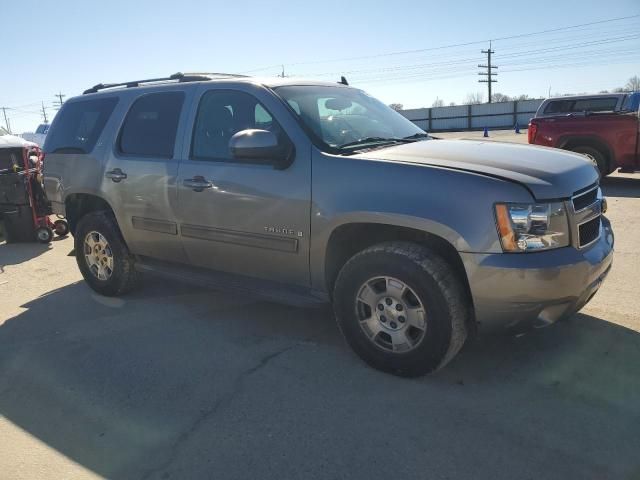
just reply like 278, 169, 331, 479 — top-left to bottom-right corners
0, 241, 51, 272
601, 175, 640, 198
0, 279, 638, 479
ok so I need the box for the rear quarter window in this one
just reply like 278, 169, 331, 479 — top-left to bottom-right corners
44, 97, 118, 154
544, 100, 571, 114
118, 91, 185, 157
544, 97, 618, 115
572, 97, 617, 112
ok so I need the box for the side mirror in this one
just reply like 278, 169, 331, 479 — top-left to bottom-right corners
229, 129, 293, 170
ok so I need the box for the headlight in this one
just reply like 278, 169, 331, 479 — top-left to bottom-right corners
494, 202, 569, 252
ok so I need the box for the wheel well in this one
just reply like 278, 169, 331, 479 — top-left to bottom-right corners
324, 223, 473, 313
560, 137, 614, 173
65, 194, 114, 235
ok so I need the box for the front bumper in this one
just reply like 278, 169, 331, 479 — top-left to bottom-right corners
461, 216, 614, 333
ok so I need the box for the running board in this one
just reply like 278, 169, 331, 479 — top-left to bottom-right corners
134, 257, 329, 308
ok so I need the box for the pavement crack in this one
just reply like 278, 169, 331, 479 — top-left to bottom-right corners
140, 339, 304, 480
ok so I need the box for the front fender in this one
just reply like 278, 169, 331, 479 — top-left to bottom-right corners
309, 151, 534, 290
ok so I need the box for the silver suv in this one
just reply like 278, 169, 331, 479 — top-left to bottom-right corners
43, 73, 614, 376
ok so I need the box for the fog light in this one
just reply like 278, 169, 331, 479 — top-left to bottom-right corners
517, 238, 528, 251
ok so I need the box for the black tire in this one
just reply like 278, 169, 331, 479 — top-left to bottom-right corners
570, 146, 608, 177
53, 219, 70, 237
74, 210, 139, 296
35, 226, 53, 244
333, 241, 469, 377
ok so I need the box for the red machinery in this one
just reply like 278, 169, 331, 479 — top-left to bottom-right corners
18, 145, 68, 243
0, 144, 69, 243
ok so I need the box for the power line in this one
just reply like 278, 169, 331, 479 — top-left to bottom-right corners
246, 14, 639, 70
354, 52, 640, 86
1, 107, 11, 134
54, 92, 66, 110
296, 32, 640, 80
41, 102, 49, 123
478, 42, 497, 103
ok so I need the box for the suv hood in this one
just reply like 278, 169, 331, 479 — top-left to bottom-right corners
353, 139, 599, 199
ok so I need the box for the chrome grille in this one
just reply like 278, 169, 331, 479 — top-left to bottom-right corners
578, 216, 601, 248
572, 185, 598, 212
570, 184, 603, 249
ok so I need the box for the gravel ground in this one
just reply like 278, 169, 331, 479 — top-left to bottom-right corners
1, 135, 639, 479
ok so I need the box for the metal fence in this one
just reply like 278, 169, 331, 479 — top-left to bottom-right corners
399, 99, 544, 132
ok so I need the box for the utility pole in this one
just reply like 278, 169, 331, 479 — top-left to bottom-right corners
54, 92, 66, 110
41, 101, 49, 123
1, 107, 11, 133
478, 41, 498, 103
278, 65, 286, 78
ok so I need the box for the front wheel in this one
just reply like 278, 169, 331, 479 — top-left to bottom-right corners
333, 242, 469, 377
74, 211, 139, 296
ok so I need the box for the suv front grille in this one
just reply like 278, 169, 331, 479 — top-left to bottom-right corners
572, 186, 598, 211
579, 216, 601, 247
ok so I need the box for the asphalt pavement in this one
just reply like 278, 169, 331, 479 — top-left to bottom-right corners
1, 150, 639, 479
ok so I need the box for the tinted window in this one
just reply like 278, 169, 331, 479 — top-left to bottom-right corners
544, 101, 571, 114
572, 98, 617, 112
544, 97, 618, 114
191, 90, 285, 161
119, 92, 184, 157
44, 98, 117, 154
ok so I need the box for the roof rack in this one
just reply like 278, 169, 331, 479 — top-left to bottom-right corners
82, 72, 249, 95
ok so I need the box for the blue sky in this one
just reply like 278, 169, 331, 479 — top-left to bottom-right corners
2, 0, 639, 133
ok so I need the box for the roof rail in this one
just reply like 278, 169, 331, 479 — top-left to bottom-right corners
82, 72, 249, 95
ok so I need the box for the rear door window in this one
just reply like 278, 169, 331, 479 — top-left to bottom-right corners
44, 97, 118, 154
118, 92, 185, 157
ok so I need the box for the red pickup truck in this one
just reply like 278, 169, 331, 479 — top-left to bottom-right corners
529, 101, 640, 177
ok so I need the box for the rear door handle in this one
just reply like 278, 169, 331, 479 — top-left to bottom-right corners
183, 176, 213, 192
105, 168, 127, 182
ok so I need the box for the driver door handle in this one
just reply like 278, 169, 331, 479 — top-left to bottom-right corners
183, 176, 213, 192
105, 168, 127, 182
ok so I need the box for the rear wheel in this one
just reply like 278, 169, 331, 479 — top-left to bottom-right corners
333, 241, 469, 377
74, 211, 139, 296
570, 146, 608, 177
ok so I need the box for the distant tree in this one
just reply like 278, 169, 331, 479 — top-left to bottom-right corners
449, 102, 456, 106
625, 76, 640, 92
431, 98, 444, 108
492, 93, 511, 102
464, 92, 484, 104
388, 103, 404, 111
612, 87, 626, 93
599, 90, 610, 94
514, 94, 530, 101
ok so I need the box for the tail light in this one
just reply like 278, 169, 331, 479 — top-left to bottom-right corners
527, 122, 538, 144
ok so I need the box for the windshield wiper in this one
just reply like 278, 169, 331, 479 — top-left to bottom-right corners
402, 132, 431, 140
337, 137, 412, 150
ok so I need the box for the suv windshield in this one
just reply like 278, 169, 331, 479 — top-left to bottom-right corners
274, 85, 427, 153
